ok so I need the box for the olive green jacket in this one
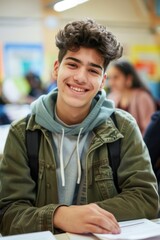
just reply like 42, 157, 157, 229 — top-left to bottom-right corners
0, 110, 159, 235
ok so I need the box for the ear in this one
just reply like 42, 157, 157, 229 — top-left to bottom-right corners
99, 74, 107, 90
53, 60, 59, 79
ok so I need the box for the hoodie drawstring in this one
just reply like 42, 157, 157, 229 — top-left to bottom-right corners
60, 128, 65, 187
76, 128, 83, 184
60, 127, 83, 187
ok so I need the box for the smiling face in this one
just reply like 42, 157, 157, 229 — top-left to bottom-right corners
54, 47, 106, 116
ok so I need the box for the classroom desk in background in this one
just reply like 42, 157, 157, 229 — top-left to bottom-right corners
0, 103, 31, 159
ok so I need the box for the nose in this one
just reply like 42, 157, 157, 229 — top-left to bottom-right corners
73, 67, 87, 84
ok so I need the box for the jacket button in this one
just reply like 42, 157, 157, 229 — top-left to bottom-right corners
47, 183, 50, 188
46, 132, 50, 137
39, 172, 42, 179
46, 164, 50, 169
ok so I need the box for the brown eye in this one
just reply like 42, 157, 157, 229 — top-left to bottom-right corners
89, 69, 99, 75
67, 63, 77, 68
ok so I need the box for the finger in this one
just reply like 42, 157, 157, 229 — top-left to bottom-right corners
101, 215, 120, 233
88, 204, 120, 232
89, 215, 120, 234
96, 206, 120, 227
83, 223, 112, 234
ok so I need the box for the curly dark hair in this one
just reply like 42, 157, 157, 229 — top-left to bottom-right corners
55, 19, 123, 71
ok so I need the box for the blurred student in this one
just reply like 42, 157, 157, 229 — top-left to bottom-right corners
25, 72, 46, 103
107, 60, 156, 135
144, 111, 160, 190
0, 19, 158, 236
0, 82, 11, 125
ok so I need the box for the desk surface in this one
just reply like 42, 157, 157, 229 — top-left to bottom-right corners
55, 233, 98, 240
55, 234, 69, 240
55, 219, 160, 240
0, 220, 160, 239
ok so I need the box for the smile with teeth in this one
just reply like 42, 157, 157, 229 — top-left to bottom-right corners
69, 85, 86, 92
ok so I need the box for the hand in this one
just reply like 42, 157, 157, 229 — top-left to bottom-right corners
53, 203, 120, 234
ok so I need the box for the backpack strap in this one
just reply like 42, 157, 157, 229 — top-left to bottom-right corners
107, 112, 121, 193
0, 115, 41, 224
25, 114, 41, 191
25, 113, 121, 193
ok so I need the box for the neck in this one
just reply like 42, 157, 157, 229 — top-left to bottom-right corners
120, 89, 132, 107
56, 103, 90, 125
122, 88, 132, 96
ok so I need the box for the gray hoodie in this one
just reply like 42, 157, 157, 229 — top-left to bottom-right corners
31, 89, 115, 204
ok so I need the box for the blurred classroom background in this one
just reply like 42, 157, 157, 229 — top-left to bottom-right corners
0, 0, 160, 126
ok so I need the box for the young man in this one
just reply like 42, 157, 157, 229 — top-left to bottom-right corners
0, 19, 159, 236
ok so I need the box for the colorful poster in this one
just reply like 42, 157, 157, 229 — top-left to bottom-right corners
131, 45, 160, 81
131, 45, 160, 99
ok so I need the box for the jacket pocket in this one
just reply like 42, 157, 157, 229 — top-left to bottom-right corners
95, 163, 117, 199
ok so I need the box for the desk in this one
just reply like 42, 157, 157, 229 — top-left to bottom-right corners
4, 104, 30, 122
0, 220, 160, 239
55, 234, 69, 240
55, 233, 98, 240
0, 104, 31, 158
55, 219, 160, 240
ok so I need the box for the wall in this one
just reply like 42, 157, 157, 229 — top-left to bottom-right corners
0, 0, 159, 91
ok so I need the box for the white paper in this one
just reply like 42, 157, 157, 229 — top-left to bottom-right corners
67, 232, 98, 240
2, 231, 56, 240
94, 219, 160, 240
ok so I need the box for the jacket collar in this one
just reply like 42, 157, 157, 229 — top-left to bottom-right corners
26, 114, 46, 131
93, 117, 124, 143
27, 114, 124, 143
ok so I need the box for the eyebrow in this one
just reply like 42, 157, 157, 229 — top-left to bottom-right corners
65, 57, 103, 71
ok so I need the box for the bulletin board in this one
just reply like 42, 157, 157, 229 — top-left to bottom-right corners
3, 43, 44, 79
3, 43, 44, 96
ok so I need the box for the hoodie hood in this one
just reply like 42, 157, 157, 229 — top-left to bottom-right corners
31, 88, 115, 134
31, 88, 115, 192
